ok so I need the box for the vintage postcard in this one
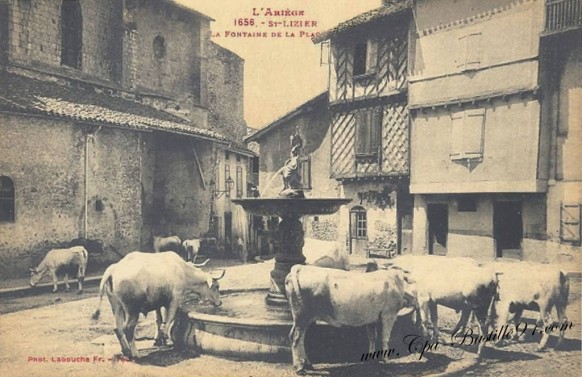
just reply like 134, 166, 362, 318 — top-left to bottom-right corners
0, 0, 580, 376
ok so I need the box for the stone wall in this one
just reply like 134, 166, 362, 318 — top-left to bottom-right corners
206, 41, 246, 141
124, 0, 205, 103
0, 114, 144, 278
307, 216, 338, 242
7, 0, 122, 82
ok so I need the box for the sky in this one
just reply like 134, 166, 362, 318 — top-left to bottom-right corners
180, 0, 380, 129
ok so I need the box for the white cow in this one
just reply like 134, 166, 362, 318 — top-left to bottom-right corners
384, 255, 497, 356
285, 264, 415, 374
92, 252, 225, 359
29, 246, 88, 293
310, 244, 351, 271
490, 261, 570, 351
182, 238, 201, 262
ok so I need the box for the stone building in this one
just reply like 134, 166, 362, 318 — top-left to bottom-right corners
245, 92, 339, 248
313, 1, 414, 256
408, 0, 581, 263
0, 0, 249, 278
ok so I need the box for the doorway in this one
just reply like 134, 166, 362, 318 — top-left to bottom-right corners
494, 201, 523, 258
224, 211, 232, 254
349, 206, 368, 255
427, 204, 448, 255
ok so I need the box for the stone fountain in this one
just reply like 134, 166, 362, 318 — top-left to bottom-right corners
173, 137, 356, 362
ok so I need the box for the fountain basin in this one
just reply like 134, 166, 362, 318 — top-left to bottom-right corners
173, 288, 418, 363
231, 198, 352, 217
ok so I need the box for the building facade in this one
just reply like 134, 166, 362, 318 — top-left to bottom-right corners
314, 1, 414, 256
408, 0, 581, 263
0, 0, 248, 278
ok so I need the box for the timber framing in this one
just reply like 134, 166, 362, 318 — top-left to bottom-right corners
329, 91, 407, 112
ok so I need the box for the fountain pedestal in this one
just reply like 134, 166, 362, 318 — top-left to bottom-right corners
266, 215, 305, 306
231, 198, 352, 306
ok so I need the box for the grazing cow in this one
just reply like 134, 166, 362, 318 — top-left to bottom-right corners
153, 235, 182, 256
285, 264, 414, 374
310, 245, 350, 271
182, 238, 201, 262
384, 255, 497, 356
68, 237, 104, 254
29, 246, 88, 293
490, 261, 569, 351
92, 252, 225, 359
153, 235, 182, 252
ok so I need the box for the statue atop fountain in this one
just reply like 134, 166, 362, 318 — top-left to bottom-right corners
279, 136, 305, 198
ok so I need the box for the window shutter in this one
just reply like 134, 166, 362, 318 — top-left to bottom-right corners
457, 33, 482, 71
370, 109, 382, 153
457, 35, 468, 69
356, 111, 370, 154
465, 33, 482, 70
367, 39, 378, 72
450, 111, 464, 158
464, 109, 485, 156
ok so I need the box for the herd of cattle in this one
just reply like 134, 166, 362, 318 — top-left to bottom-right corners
28, 239, 571, 374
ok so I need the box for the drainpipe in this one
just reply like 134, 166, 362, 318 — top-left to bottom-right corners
84, 126, 102, 238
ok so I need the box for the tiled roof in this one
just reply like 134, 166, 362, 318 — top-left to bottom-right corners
245, 92, 328, 142
312, 0, 412, 43
0, 74, 228, 142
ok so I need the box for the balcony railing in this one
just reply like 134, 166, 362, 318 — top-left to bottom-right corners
545, 0, 582, 34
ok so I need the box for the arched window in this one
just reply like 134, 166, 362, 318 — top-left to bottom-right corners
0, 176, 15, 222
350, 206, 367, 239
153, 35, 166, 59
61, 0, 82, 68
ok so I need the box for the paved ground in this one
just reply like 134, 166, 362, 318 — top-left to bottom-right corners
1, 240, 580, 377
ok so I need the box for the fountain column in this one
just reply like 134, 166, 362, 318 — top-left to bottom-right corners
265, 214, 305, 306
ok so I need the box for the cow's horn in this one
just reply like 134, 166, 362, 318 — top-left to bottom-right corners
192, 258, 210, 267
29, 267, 36, 272
213, 269, 226, 280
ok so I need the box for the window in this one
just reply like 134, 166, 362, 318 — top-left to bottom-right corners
457, 32, 482, 71
153, 35, 166, 59
236, 166, 243, 198
356, 109, 382, 157
353, 43, 367, 76
350, 207, 367, 239
224, 164, 231, 198
299, 156, 311, 190
250, 156, 259, 185
0, 176, 15, 222
457, 195, 478, 212
450, 108, 485, 161
353, 40, 378, 77
61, 0, 83, 68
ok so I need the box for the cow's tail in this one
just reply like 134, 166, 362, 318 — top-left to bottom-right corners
558, 271, 570, 310
91, 264, 114, 320
79, 247, 88, 284
285, 265, 303, 313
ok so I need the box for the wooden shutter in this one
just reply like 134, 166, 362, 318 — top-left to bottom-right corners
465, 33, 482, 70
366, 39, 378, 72
356, 111, 370, 154
457, 33, 482, 71
370, 109, 382, 153
450, 111, 464, 158
456, 35, 468, 69
464, 109, 485, 157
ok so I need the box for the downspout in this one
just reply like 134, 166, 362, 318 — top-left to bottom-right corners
84, 126, 103, 238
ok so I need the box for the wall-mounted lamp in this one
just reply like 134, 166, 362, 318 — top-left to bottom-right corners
212, 176, 234, 199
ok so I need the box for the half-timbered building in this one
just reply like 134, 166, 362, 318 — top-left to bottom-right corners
314, 0, 414, 256
408, 0, 581, 263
